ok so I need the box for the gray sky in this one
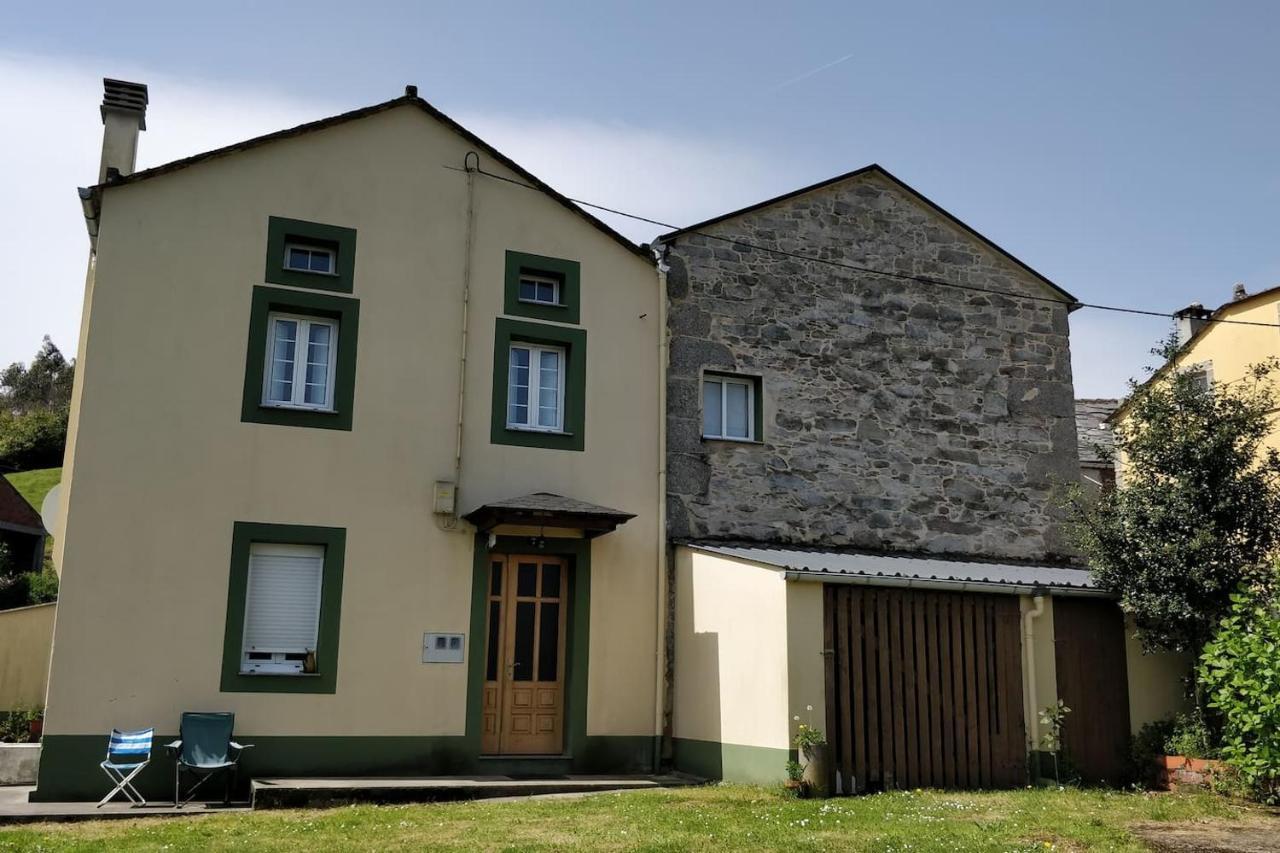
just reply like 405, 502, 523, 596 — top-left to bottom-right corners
3, 1, 1279, 398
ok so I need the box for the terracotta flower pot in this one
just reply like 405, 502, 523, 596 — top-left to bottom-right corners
1155, 755, 1224, 790
27, 720, 42, 741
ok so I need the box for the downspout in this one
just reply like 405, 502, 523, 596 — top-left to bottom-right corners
1022, 592, 1047, 751
445, 151, 479, 529
652, 246, 669, 772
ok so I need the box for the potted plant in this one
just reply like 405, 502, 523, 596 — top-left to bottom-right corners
793, 705, 830, 798
783, 760, 807, 797
1137, 713, 1224, 790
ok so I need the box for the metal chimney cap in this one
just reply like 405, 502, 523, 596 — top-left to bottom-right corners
101, 78, 149, 129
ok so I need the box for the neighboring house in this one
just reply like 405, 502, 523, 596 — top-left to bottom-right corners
34, 81, 664, 801
0, 476, 45, 577
655, 167, 1182, 790
1075, 399, 1118, 493
1111, 283, 1280, 453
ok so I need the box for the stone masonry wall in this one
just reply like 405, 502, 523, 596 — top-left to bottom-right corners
663, 171, 1080, 561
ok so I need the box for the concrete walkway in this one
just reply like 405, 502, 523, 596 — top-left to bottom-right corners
0, 785, 249, 825
0, 774, 698, 822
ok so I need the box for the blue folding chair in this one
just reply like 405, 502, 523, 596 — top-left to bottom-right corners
98, 727, 154, 807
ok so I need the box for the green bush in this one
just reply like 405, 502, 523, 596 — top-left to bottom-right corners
0, 409, 67, 472
1200, 590, 1280, 802
0, 704, 41, 744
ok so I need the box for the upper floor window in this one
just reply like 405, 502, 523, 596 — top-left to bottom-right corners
703, 374, 757, 441
284, 243, 336, 276
263, 313, 337, 411
518, 272, 562, 307
240, 542, 324, 675
508, 343, 564, 432
1186, 362, 1213, 394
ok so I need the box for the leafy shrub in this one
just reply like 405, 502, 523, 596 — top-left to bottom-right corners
0, 408, 68, 472
1200, 591, 1280, 802
0, 705, 42, 744
1164, 712, 1219, 760
784, 760, 804, 782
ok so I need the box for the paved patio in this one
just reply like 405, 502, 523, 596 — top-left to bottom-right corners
0, 785, 249, 824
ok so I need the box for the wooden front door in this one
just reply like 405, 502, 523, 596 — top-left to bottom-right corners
481, 555, 567, 755
1053, 597, 1132, 784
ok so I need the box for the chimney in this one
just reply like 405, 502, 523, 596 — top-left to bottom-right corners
1233, 282, 1248, 301
1173, 302, 1212, 346
98, 78, 148, 183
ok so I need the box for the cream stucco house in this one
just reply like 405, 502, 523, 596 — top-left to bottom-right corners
34, 81, 665, 800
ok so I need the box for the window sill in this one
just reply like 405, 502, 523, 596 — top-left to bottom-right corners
260, 402, 338, 415
506, 426, 574, 437
237, 671, 322, 677
516, 299, 567, 309
702, 435, 762, 445
282, 268, 340, 278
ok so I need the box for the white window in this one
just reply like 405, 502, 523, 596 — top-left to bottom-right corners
284, 243, 336, 275
517, 273, 561, 306
507, 343, 565, 432
1186, 361, 1213, 393
262, 313, 338, 411
703, 375, 755, 441
240, 543, 324, 675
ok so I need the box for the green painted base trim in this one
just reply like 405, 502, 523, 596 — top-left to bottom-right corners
672, 737, 791, 785
32, 735, 657, 802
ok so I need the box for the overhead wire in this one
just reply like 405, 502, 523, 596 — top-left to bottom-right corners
445, 163, 1280, 330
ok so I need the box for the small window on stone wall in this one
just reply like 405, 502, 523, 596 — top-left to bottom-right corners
702, 373, 762, 441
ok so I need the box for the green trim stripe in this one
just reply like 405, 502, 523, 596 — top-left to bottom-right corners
240, 286, 360, 431
672, 737, 791, 785
220, 522, 347, 694
503, 250, 581, 324
489, 318, 587, 452
265, 216, 358, 294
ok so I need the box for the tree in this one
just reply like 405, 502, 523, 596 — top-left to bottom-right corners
0, 337, 74, 472
1065, 354, 1280, 655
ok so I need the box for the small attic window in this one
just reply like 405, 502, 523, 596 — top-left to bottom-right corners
284, 243, 336, 276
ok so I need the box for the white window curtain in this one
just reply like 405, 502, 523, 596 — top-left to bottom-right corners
242, 543, 323, 666
508, 344, 564, 431
702, 375, 754, 440
263, 314, 337, 410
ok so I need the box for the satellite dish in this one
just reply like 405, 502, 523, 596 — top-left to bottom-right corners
41, 483, 62, 538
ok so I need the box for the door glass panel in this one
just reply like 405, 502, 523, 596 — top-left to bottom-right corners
538, 602, 559, 681
725, 381, 750, 438
489, 561, 502, 596
517, 563, 538, 597
702, 379, 722, 436
513, 601, 535, 681
542, 564, 560, 598
485, 601, 501, 681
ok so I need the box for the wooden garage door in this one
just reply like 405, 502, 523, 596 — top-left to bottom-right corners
824, 586, 1026, 793
1052, 597, 1131, 785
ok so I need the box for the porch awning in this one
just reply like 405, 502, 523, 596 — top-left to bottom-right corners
463, 492, 636, 538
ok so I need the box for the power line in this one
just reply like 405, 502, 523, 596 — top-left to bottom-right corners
448, 163, 1280, 330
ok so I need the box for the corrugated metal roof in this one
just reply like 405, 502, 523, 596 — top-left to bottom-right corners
689, 543, 1104, 596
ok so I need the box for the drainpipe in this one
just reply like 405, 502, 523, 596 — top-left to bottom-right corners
652, 248, 669, 773
443, 151, 479, 530
1023, 591, 1047, 750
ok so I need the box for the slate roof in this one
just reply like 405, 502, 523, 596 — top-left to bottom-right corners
1075, 399, 1118, 465
462, 492, 635, 537
687, 542, 1104, 596
85, 90, 653, 263
0, 477, 45, 534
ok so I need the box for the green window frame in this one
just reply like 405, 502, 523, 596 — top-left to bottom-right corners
265, 216, 357, 293
491, 317, 587, 452
702, 371, 764, 443
220, 521, 346, 694
503, 251, 581, 324
241, 286, 360, 431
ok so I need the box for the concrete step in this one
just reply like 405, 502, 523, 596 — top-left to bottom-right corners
250, 774, 696, 809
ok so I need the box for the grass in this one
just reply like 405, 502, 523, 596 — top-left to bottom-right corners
4, 467, 61, 516
0, 784, 1258, 852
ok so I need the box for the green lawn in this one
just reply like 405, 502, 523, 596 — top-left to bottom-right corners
4, 467, 61, 516
0, 785, 1259, 852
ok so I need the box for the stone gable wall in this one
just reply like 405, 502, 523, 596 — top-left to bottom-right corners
663, 173, 1079, 561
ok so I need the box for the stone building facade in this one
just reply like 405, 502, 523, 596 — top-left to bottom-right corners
657, 166, 1080, 562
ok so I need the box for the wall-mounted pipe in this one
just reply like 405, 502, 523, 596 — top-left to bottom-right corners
1022, 593, 1047, 749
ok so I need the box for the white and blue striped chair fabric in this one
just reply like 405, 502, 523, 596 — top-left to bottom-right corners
99, 727, 154, 806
